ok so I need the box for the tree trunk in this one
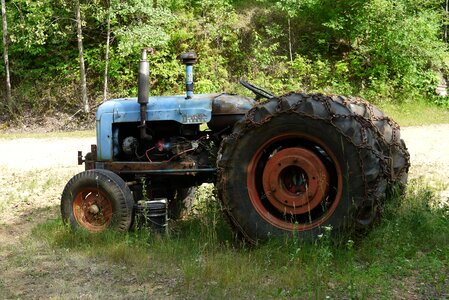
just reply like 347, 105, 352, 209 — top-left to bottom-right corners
444, 0, 449, 42
288, 17, 293, 63
1, 0, 12, 111
103, 7, 111, 102
75, 0, 89, 113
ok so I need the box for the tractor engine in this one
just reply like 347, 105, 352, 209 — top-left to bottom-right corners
118, 125, 211, 165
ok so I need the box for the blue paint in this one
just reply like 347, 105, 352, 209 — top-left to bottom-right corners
96, 107, 114, 162
113, 127, 120, 157
186, 65, 194, 99
96, 94, 215, 161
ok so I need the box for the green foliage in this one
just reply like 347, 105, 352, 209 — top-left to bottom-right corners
350, 1, 447, 100
1, 0, 449, 118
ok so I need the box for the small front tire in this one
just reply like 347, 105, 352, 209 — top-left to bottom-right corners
61, 169, 134, 232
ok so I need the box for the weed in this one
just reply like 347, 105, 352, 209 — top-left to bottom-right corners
23, 171, 449, 298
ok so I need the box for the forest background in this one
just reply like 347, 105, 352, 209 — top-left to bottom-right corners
1, 0, 449, 121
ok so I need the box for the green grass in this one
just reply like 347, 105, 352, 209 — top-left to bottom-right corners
379, 100, 449, 126
33, 181, 449, 299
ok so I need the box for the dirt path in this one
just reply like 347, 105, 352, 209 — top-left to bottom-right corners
0, 137, 95, 170
0, 124, 448, 298
400, 124, 449, 205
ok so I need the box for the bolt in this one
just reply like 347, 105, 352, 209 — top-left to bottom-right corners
88, 204, 100, 214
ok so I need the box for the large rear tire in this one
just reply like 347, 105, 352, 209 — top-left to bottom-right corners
217, 93, 409, 244
61, 169, 134, 232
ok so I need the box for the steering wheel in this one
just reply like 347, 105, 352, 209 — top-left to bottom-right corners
240, 80, 275, 100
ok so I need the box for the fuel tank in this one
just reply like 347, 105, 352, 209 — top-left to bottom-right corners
209, 93, 255, 131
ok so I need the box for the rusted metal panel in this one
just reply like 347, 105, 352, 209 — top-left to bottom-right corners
103, 161, 215, 175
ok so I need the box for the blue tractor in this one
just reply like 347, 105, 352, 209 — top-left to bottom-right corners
61, 48, 409, 243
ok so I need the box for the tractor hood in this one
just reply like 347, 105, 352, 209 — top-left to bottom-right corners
96, 93, 255, 124
95, 93, 255, 161
97, 94, 216, 124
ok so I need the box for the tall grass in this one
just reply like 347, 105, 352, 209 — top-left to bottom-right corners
33, 181, 449, 299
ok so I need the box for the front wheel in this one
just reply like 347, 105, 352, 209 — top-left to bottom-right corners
61, 169, 134, 232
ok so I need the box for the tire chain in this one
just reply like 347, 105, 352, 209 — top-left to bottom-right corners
217, 93, 410, 236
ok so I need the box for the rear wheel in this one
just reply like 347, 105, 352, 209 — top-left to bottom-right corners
61, 169, 134, 232
217, 93, 409, 243
246, 132, 342, 232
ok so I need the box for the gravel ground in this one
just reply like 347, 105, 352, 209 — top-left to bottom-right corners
400, 124, 449, 204
0, 137, 95, 170
401, 124, 449, 170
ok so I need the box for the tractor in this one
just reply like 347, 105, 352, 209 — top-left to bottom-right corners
61, 48, 410, 244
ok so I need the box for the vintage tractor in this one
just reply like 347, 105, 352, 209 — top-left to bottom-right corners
61, 48, 410, 243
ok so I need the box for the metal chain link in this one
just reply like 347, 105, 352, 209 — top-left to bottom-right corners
219, 93, 411, 224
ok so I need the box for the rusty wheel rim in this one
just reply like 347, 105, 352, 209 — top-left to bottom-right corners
247, 133, 343, 231
73, 188, 113, 232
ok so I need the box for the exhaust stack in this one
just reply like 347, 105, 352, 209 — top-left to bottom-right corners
181, 52, 197, 99
138, 48, 153, 141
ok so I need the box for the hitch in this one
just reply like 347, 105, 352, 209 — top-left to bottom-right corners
77, 144, 97, 170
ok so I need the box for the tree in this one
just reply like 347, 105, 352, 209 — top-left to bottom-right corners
103, 0, 111, 102
445, 0, 448, 42
0, 0, 446, 119
75, 0, 89, 113
274, 0, 302, 62
1, 0, 11, 111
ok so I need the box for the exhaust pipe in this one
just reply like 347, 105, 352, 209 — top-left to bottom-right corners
181, 52, 197, 99
138, 48, 153, 142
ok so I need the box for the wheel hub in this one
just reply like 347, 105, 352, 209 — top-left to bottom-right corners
88, 204, 100, 214
73, 189, 113, 232
262, 148, 329, 215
